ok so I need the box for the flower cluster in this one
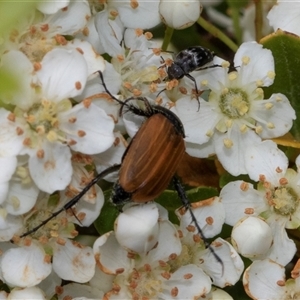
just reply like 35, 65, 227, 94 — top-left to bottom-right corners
0, 0, 299, 299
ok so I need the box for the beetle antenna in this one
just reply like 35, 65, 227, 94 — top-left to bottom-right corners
172, 177, 224, 273
20, 164, 121, 238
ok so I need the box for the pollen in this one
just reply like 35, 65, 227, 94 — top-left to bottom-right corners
10, 196, 20, 209
264, 102, 273, 109
82, 26, 89, 36
7, 112, 16, 122
33, 62, 42, 71
242, 56, 250, 65
16, 127, 24, 135
222, 60, 230, 68
267, 122, 275, 129
36, 149, 45, 159
183, 273, 193, 279
267, 71, 275, 79
68, 117, 77, 123
161, 271, 171, 279
240, 124, 247, 133
223, 138, 233, 148
225, 119, 233, 128
171, 287, 178, 297
206, 129, 213, 137
244, 207, 254, 214
130, 0, 139, 9
144, 32, 153, 40
279, 177, 288, 185
276, 167, 283, 173
206, 216, 214, 225
256, 80, 264, 87
135, 28, 143, 36
255, 126, 263, 134
240, 181, 249, 191
56, 238, 66, 245
75, 81, 82, 90
40, 24, 49, 32
276, 280, 285, 287
47, 130, 58, 142
77, 130, 86, 137
110, 10, 119, 18
228, 72, 237, 81
255, 88, 264, 97
276, 95, 282, 102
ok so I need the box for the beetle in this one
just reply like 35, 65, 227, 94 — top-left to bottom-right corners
161, 46, 220, 109
20, 71, 223, 268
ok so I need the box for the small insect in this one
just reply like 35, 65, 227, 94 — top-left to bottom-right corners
21, 71, 223, 269
162, 46, 220, 109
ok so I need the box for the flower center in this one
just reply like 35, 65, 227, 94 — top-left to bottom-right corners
272, 187, 298, 215
219, 88, 250, 119
127, 264, 166, 298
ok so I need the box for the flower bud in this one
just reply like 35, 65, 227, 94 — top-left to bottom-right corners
159, 0, 203, 30
231, 216, 273, 258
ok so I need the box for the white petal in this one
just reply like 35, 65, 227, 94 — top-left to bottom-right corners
173, 97, 219, 144
111, 0, 161, 29
244, 140, 288, 183
177, 197, 225, 238
214, 126, 261, 176
201, 238, 244, 288
0, 215, 23, 241
185, 139, 215, 158
0, 156, 17, 183
66, 39, 105, 76
220, 180, 268, 226
146, 220, 182, 263
0, 51, 35, 109
71, 185, 104, 227
58, 283, 102, 300
115, 203, 159, 254
36, 0, 69, 14
231, 216, 273, 258
1, 242, 51, 287
243, 259, 286, 300
8, 287, 46, 300
204, 287, 233, 300
53, 239, 95, 283
28, 141, 72, 193
37, 270, 62, 299
253, 93, 296, 139
38, 48, 88, 101
234, 42, 274, 87
267, 218, 297, 266
159, 0, 201, 30
162, 264, 211, 299
59, 102, 115, 155
4, 180, 39, 215
267, 1, 300, 36
0, 109, 25, 157
122, 112, 145, 138
94, 10, 124, 57
93, 231, 131, 275
44, 0, 90, 34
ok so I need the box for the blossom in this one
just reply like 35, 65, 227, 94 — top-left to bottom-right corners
159, 0, 203, 30
173, 41, 295, 177
220, 140, 298, 266
0, 48, 114, 193
267, 0, 300, 36
243, 259, 300, 300
94, 203, 213, 299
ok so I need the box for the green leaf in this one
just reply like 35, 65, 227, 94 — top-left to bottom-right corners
94, 190, 120, 235
261, 30, 300, 140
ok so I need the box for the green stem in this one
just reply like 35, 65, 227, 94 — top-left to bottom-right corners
254, 0, 263, 42
197, 17, 238, 52
231, 6, 243, 45
161, 26, 174, 51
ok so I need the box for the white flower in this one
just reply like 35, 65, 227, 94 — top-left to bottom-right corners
173, 41, 295, 176
243, 259, 300, 300
94, 203, 212, 299
6, 286, 46, 300
1, 48, 114, 193
175, 198, 244, 288
220, 141, 299, 265
267, 0, 300, 36
159, 0, 202, 30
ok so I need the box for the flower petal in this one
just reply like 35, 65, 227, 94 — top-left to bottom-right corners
1, 242, 51, 287
36, 0, 69, 14
59, 102, 115, 154
244, 140, 288, 183
28, 141, 72, 194
243, 259, 286, 300
38, 48, 88, 101
53, 239, 95, 283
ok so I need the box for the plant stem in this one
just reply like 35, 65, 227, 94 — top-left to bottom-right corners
197, 16, 238, 52
231, 6, 243, 45
161, 26, 174, 51
254, 0, 263, 42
